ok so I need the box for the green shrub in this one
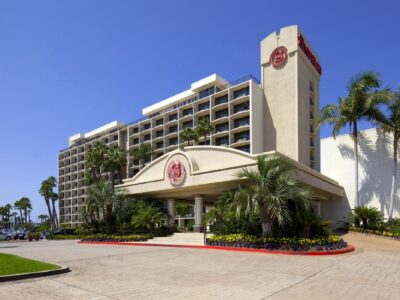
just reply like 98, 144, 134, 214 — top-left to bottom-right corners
351, 206, 384, 229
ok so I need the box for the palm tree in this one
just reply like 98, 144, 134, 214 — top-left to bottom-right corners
196, 117, 214, 145
130, 143, 153, 169
85, 180, 127, 233
104, 145, 127, 185
179, 128, 199, 146
236, 155, 313, 236
85, 142, 108, 181
38, 214, 49, 224
20, 197, 32, 224
380, 90, 400, 219
39, 176, 58, 230
14, 199, 25, 224
318, 71, 391, 207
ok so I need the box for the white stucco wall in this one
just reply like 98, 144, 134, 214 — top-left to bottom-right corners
321, 128, 400, 221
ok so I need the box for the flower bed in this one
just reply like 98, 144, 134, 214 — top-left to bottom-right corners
80, 233, 152, 243
206, 234, 347, 252
349, 227, 400, 239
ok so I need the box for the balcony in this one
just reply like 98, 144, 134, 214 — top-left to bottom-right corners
233, 144, 250, 153
214, 108, 229, 120
197, 102, 210, 112
233, 87, 249, 99
233, 102, 249, 114
214, 94, 228, 106
233, 116, 250, 129
215, 136, 229, 146
215, 123, 229, 133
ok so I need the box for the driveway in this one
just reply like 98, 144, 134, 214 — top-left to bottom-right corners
0, 232, 399, 299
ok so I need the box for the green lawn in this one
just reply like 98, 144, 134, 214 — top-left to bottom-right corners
0, 253, 60, 276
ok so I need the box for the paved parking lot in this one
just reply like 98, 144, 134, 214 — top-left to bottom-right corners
0, 232, 399, 300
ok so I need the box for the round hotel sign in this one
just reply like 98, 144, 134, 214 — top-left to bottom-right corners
167, 160, 186, 186
270, 46, 288, 68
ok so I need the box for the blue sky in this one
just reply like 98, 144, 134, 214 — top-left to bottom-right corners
1, 0, 399, 220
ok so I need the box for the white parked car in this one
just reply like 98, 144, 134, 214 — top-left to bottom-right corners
0, 231, 12, 240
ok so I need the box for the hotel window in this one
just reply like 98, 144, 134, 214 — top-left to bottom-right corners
234, 116, 249, 128
310, 94, 314, 106
155, 130, 163, 138
169, 113, 178, 121
215, 94, 228, 105
233, 87, 249, 99
310, 149, 315, 162
310, 81, 314, 92
215, 108, 228, 119
113, 135, 118, 141
310, 109, 314, 119
182, 108, 193, 117
143, 134, 151, 141
215, 136, 229, 146
235, 145, 250, 153
132, 138, 139, 145
143, 123, 151, 130
155, 118, 163, 126
156, 141, 164, 149
169, 137, 178, 145
198, 102, 210, 111
233, 102, 249, 114
234, 131, 250, 143
199, 86, 215, 99
169, 125, 178, 133
183, 121, 193, 129
310, 124, 314, 133
216, 123, 229, 133
132, 127, 139, 134
310, 136, 314, 147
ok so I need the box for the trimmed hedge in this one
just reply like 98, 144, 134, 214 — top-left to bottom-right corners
206, 234, 347, 251
47, 234, 84, 240
81, 233, 152, 242
349, 227, 400, 239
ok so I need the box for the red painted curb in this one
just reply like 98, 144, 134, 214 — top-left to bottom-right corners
77, 241, 355, 256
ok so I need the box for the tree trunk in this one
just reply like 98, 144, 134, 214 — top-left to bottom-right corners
261, 222, 273, 237
45, 199, 54, 230
353, 126, 360, 207
51, 200, 58, 229
389, 137, 398, 220
260, 208, 272, 236
18, 209, 23, 224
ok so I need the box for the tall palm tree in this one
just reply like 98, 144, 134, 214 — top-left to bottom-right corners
39, 176, 57, 230
20, 197, 32, 224
14, 199, 24, 224
104, 145, 127, 185
196, 117, 214, 145
85, 142, 108, 181
38, 214, 49, 224
380, 90, 400, 219
318, 71, 391, 207
236, 155, 312, 236
179, 128, 198, 146
130, 143, 153, 169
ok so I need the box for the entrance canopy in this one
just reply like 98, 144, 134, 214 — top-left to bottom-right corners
117, 146, 344, 202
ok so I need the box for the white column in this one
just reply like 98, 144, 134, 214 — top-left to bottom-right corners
193, 194, 204, 232
167, 199, 176, 227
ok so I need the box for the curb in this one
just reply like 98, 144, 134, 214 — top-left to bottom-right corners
78, 241, 355, 256
0, 266, 70, 282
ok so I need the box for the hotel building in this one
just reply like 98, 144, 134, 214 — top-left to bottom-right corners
58, 25, 344, 229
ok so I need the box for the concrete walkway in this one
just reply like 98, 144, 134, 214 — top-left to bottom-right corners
0, 232, 399, 299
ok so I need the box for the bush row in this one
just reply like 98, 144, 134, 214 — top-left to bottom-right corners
206, 234, 347, 251
349, 227, 400, 239
81, 233, 152, 242
47, 234, 85, 240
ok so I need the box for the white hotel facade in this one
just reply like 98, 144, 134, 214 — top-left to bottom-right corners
59, 25, 346, 230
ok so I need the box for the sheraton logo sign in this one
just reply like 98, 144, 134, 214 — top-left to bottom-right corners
270, 46, 288, 69
298, 33, 322, 75
167, 160, 186, 186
